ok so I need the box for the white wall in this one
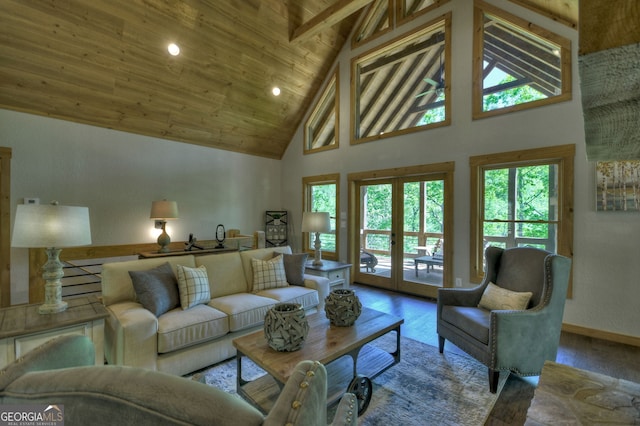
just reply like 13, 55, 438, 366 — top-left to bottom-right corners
2, 110, 281, 304
281, 0, 640, 339
2, 0, 637, 339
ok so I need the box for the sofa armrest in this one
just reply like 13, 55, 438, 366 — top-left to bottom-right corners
104, 302, 159, 370
491, 308, 561, 375
0, 335, 95, 391
303, 274, 330, 311
437, 283, 487, 317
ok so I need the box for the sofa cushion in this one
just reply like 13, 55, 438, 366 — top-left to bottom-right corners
176, 265, 211, 310
441, 306, 491, 345
257, 286, 319, 310
251, 255, 288, 292
478, 282, 533, 311
208, 293, 277, 332
196, 251, 249, 296
157, 305, 229, 353
129, 262, 180, 317
280, 253, 308, 286
240, 246, 292, 291
101, 256, 196, 306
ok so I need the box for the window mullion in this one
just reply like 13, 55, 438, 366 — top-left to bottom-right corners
508, 167, 517, 248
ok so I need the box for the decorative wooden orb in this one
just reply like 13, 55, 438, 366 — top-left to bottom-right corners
324, 289, 362, 327
264, 303, 309, 352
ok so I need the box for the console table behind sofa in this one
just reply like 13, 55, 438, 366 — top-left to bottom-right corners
27, 239, 254, 305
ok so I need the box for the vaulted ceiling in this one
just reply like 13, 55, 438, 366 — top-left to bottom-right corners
0, 1, 577, 159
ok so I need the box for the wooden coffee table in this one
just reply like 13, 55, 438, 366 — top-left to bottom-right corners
233, 307, 403, 416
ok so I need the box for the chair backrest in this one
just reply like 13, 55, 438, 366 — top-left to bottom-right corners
491, 246, 551, 308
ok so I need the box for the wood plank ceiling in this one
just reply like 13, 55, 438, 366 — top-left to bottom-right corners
0, 1, 576, 159
0, 0, 362, 159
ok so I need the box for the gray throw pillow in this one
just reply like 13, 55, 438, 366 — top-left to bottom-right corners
281, 253, 308, 286
129, 262, 180, 316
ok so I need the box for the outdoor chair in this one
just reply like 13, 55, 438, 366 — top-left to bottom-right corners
360, 249, 378, 272
437, 246, 571, 393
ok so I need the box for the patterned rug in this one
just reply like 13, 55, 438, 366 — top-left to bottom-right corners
190, 334, 506, 425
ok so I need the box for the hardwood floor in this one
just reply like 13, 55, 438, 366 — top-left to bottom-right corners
351, 283, 640, 425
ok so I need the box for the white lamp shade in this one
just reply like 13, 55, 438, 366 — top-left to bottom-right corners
11, 204, 92, 248
150, 200, 178, 220
301, 212, 331, 233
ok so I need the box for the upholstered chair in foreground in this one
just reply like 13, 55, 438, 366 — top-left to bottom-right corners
0, 335, 357, 426
437, 246, 571, 393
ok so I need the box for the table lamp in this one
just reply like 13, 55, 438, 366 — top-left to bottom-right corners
301, 211, 331, 266
150, 200, 178, 253
11, 201, 92, 314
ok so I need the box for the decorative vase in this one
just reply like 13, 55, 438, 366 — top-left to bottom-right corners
324, 289, 362, 327
264, 303, 309, 352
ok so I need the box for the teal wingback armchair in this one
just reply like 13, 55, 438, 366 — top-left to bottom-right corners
0, 335, 357, 426
437, 246, 571, 393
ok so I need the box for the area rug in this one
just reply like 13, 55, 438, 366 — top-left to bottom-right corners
190, 335, 506, 425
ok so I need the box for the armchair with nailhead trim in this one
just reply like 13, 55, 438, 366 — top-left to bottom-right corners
0, 335, 357, 426
437, 246, 571, 393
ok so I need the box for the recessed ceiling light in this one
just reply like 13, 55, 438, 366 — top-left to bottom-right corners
272, 87, 281, 96
168, 43, 180, 56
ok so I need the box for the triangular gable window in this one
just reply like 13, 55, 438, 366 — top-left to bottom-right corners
352, 14, 451, 144
473, 0, 572, 119
304, 67, 339, 154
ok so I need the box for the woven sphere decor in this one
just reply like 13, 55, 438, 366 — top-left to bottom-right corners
324, 289, 362, 327
264, 303, 309, 352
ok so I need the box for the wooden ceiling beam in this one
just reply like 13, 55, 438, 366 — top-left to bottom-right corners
290, 0, 373, 43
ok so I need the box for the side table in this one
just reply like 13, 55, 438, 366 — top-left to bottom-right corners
0, 296, 108, 367
305, 260, 351, 289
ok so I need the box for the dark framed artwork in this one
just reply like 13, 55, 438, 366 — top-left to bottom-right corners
595, 161, 640, 212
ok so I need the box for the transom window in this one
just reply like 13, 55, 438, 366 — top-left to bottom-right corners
352, 0, 450, 48
473, 0, 572, 119
351, 13, 451, 144
352, 0, 392, 48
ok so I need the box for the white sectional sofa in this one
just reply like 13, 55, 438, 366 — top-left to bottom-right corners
101, 246, 330, 376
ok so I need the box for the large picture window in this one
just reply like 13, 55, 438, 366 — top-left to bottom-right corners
470, 145, 575, 293
302, 174, 340, 260
351, 13, 451, 144
482, 164, 558, 250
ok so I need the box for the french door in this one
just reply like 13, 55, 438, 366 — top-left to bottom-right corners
349, 164, 453, 298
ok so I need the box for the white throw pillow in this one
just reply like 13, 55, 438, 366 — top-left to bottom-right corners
176, 264, 211, 310
478, 282, 533, 311
251, 255, 288, 292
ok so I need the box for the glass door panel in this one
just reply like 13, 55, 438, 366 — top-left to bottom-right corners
399, 177, 445, 298
354, 174, 448, 298
355, 181, 395, 290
